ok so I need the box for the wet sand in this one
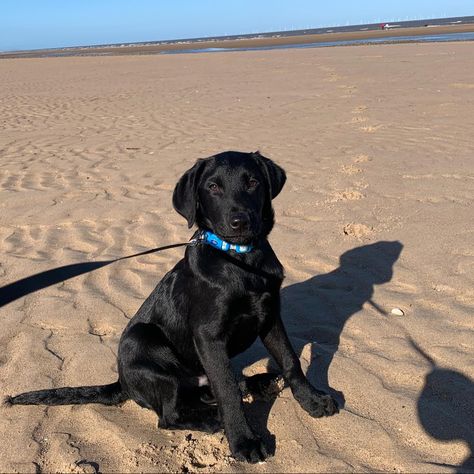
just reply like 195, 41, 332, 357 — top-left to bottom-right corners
1, 23, 474, 58
0, 42, 473, 472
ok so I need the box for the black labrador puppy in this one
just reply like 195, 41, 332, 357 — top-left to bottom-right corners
8, 151, 338, 462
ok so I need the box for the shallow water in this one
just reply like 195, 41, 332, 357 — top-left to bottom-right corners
161, 31, 474, 55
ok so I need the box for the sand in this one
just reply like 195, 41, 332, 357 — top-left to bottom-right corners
1, 23, 473, 58
0, 42, 473, 472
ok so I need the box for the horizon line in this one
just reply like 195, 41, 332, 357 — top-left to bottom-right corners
2, 13, 474, 54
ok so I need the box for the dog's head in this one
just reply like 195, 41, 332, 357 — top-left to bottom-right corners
173, 151, 286, 244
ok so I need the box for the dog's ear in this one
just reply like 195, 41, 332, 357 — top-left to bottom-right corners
173, 159, 206, 228
252, 151, 286, 199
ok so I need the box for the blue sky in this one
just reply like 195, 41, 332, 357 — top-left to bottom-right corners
1, 0, 473, 51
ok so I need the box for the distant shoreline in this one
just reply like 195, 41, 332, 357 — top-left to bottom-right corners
2, 23, 474, 59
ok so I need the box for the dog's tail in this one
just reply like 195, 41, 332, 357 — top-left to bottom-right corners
6, 381, 126, 406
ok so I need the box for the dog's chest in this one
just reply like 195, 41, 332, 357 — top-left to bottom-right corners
225, 291, 273, 356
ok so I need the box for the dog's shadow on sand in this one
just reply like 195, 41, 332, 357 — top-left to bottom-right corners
238, 241, 473, 473
234, 240, 404, 451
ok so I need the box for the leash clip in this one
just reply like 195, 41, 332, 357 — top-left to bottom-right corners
188, 230, 205, 247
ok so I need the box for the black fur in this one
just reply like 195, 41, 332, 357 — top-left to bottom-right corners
6, 382, 125, 406
8, 151, 338, 463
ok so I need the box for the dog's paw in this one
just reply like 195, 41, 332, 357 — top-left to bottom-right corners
240, 373, 285, 402
158, 405, 221, 433
299, 391, 339, 418
158, 414, 179, 430
230, 434, 270, 463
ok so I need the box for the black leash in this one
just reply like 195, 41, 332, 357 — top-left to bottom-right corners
0, 239, 196, 309
114, 240, 194, 262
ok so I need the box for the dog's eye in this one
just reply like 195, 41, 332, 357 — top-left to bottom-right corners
208, 183, 219, 192
248, 178, 259, 189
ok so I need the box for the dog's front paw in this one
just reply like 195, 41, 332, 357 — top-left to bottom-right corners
299, 391, 339, 418
229, 434, 269, 463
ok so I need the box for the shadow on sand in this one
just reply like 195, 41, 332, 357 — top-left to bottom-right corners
235, 240, 403, 435
0, 242, 188, 309
410, 339, 474, 473
4, 238, 472, 469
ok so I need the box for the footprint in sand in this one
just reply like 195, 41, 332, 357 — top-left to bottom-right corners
359, 124, 383, 133
353, 154, 371, 164
338, 84, 357, 90
324, 73, 342, 83
87, 320, 116, 337
343, 223, 374, 240
349, 115, 368, 124
319, 66, 342, 83
328, 189, 365, 203
349, 105, 370, 126
352, 105, 368, 114
338, 84, 358, 98
134, 433, 231, 471
340, 164, 362, 175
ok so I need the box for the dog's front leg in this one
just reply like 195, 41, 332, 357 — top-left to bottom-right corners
194, 333, 269, 463
261, 314, 339, 418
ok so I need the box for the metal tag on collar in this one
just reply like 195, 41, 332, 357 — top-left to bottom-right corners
188, 231, 205, 247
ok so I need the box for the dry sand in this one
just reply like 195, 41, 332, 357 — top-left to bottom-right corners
0, 42, 473, 472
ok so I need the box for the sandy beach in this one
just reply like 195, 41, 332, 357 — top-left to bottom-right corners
1, 41, 473, 472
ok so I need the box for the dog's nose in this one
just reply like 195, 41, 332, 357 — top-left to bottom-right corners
229, 212, 249, 232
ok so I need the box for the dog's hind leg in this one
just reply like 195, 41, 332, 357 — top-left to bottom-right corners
119, 322, 217, 430
119, 322, 187, 426
125, 364, 181, 428
126, 360, 220, 431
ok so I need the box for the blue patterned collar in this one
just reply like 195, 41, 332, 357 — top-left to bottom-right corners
193, 230, 254, 254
